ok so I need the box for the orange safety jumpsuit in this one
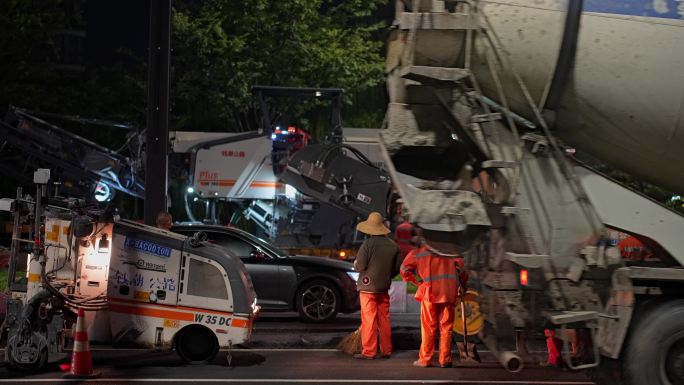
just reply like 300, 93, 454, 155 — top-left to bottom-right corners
359, 292, 392, 357
618, 235, 652, 261
394, 220, 415, 258
400, 246, 466, 367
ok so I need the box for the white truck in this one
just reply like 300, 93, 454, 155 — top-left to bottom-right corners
386, 1, 684, 383
283, 0, 684, 384
2, 169, 259, 369
173, 126, 387, 250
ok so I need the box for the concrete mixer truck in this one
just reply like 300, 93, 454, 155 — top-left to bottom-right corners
281, 0, 684, 384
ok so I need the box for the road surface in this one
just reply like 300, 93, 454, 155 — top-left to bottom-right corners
0, 311, 594, 384
0, 348, 594, 385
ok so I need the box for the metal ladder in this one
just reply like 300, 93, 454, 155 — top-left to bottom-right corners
396, 0, 531, 237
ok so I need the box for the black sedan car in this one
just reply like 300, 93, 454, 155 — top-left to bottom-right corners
171, 224, 360, 322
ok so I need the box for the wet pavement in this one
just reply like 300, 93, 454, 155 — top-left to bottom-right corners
0, 309, 593, 384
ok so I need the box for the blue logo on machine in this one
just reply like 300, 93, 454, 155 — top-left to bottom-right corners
124, 237, 172, 258
585, 0, 684, 20
122, 258, 167, 273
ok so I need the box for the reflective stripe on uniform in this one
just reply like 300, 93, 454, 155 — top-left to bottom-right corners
422, 274, 458, 282
415, 251, 455, 259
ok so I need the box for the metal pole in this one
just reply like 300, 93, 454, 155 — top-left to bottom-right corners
330, 93, 343, 142
144, 0, 171, 225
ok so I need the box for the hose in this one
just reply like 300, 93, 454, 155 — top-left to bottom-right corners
340, 144, 377, 169
16, 289, 52, 335
41, 215, 108, 309
41, 267, 108, 311
315, 143, 379, 170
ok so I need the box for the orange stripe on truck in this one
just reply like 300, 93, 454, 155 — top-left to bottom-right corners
198, 179, 236, 187
108, 297, 234, 317
108, 303, 194, 322
249, 182, 283, 188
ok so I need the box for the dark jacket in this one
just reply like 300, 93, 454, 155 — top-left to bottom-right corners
354, 235, 402, 293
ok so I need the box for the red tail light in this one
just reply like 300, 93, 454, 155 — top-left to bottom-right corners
520, 269, 529, 286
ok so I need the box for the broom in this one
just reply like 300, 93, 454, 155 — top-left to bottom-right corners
337, 326, 362, 355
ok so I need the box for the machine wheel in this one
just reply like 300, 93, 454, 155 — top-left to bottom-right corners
7, 345, 48, 371
296, 280, 340, 323
623, 299, 684, 385
175, 326, 219, 364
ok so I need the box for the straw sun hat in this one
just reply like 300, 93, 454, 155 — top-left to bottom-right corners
356, 212, 390, 235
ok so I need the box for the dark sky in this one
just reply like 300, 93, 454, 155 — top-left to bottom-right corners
85, 0, 149, 69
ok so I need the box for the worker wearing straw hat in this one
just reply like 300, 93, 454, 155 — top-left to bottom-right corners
353, 212, 402, 360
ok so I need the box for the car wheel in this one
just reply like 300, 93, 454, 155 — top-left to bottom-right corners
296, 280, 340, 323
175, 325, 219, 364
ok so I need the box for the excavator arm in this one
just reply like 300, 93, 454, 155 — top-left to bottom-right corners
0, 107, 144, 201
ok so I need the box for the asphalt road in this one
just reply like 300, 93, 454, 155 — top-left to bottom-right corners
0, 311, 594, 385
0, 349, 594, 385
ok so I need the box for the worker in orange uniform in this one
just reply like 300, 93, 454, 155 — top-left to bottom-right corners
155, 211, 173, 230
618, 235, 652, 261
394, 217, 416, 258
400, 238, 466, 368
353, 212, 402, 360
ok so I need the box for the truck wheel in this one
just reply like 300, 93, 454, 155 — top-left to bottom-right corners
175, 325, 218, 364
296, 280, 340, 323
624, 299, 684, 385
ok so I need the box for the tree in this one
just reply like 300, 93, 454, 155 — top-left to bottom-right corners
583, 157, 684, 215
0, 0, 146, 126
171, 0, 388, 133
0, 0, 388, 132
0, 0, 390, 217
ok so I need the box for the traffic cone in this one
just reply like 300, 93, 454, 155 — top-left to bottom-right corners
63, 307, 100, 378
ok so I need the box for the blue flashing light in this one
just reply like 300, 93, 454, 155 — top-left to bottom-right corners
94, 181, 113, 202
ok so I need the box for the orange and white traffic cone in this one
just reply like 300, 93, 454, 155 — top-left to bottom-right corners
63, 307, 100, 378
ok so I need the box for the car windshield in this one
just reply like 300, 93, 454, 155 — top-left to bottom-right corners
247, 232, 288, 257
175, 225, 289, 258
